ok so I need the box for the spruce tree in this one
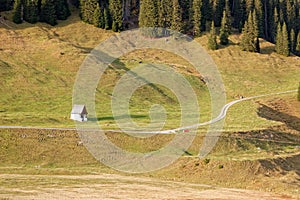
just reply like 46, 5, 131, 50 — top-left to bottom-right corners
219, 10, 230, 45
290, 29, 296, 53
254, 0, 263, 37
276, 22, 290, 56
104, 7, 111, 30
171, 0, 184, 32
207, 21, 218, 50
12, 0, 22, 24
23, 0, 39, 24
298, 82, 300, 101
80, 0, 98, 24
240, 11, 260, 52
55, 0, 70, 20
275, 23, 283, 54
139, 0, 158, 28
286, 0, 296, 30
201, 0, 212, 31
296, 32, 300, 54
109, 0, 123, 32
281, 22, 290, 56
192, 0, 202, 36
212, 0, 226, 27
40, 0, 57, 26
233, 0, 247, 32
252, 9, 260, 52
158, 0, 173, 29
93, 3, 102, 28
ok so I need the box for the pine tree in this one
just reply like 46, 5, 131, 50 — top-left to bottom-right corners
286, 0, 296, 30
298, 82, 300, 101
109, 0, 123, 32
252, 9, 260, 52
281, 22, 290, 56
275, 23, 283, 53
80, 0, 98, 24
12, 0, 22, 24
192, 0, 202, 36
276, 22, 290, 56
139, 0, 159, 37
207, 21, 218, 50
139, 0, 158, 28
23, 0, 39, 23
296, 32, 300, 54
93, 3, 102, 28
212, 0, 226, 27
40, 0, 57, 26
290, 29, 296, 52
240, 11, 260, 52
201, 0, 212, 31
233, 0, 247, 32
55, 0, 70, 20
219, 10, 230, 45
171, 0, 183, 32
104, 7, 111, 30
254, 0, 263, 37
158, 0, 173, 29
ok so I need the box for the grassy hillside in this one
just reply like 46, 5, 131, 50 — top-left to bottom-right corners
0, 12, 299, 132
0, 12, 300, 199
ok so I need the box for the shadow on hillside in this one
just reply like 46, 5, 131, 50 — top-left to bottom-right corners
259, 153, 300, 176
93, 49, 177, 103
257, 104, 300, 132
259, 40, 275, 55
0, 9, 82, 30
89, 114, 147, 122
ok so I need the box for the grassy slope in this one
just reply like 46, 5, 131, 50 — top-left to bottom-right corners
0, 12, 299, 131
0, 12, 300, 198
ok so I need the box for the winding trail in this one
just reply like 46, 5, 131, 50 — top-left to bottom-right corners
0, 90, 297, 134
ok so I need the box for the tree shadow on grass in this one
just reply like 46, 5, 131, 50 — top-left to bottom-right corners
257, 103, 300, 132
89, 114, 148, 122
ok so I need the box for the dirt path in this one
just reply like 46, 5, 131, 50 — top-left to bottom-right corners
0, 174, 294, 200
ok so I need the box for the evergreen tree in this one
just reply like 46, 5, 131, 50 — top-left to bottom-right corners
40, 0, 57, 26
0, 0, 12, 11
212, 0, 225, 27
207, 21, 218, 50
282, 22, 290, 56
254, 0, 263, 37
93, 3, 104, 28
233, 0, 247, 32
12, 0, 22, 24
80, 0, 98, 24
109, 0, 123, 32
171, 0, 184, 32
201, 0, 212, 31
275, 23, 283, 53
192, 0, 202, 36
286, 0, 296, 30
139, 0, 158, 28
298, 82, 300, 101
240, 11, 260, 52
55, 0, 70, 20
245, 0, 254, 14
276, 22, 290, 56
290, 29, 296, 52
219, 10, 230, 45
23, 0, 39, 23
296, 32, 300, 54
158, 0, 173, 29
252, 9, 260, 52
104, 7, 111, 30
